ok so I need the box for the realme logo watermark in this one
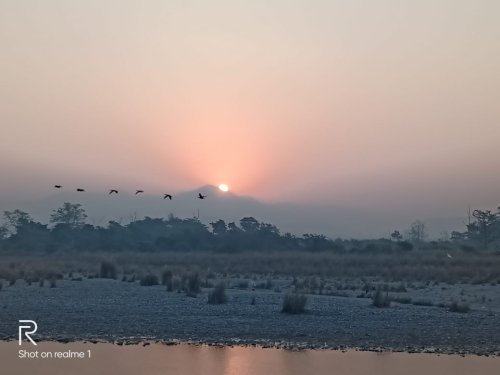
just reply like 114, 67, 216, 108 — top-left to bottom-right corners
17, 320, 93, 360
18, 320, 37, 346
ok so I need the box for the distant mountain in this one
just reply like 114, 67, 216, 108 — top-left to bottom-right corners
0, 185, 466, 239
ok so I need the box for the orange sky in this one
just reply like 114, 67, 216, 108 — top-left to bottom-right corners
0, 0, 499, 217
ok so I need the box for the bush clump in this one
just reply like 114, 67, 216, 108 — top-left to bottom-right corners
99, 261, 117, 279
49, 278, 57, 288
372, 288, 391, 308
281, 293, 307, 314
208, 282, 228, 304
161, 269, 173, 291
140, 274, 159, 286
448, 301, 470, 313
183, 272, 201, 297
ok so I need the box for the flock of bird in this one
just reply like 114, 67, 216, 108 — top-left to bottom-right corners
53, 185, 207, 200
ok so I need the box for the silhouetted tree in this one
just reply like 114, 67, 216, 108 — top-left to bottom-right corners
469, 209, 498, 249
50, 202, 88, 229
210, 219, 227, 236
390, 230, 403, 242
407, 220, 426, 243
3, 209, 33, 236
0, 225, 7, 240
303, 234, 330, 252
227, 222, 241, 234
240, 217, 260, 233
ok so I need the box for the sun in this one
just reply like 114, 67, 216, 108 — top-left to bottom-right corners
218, 183, 229, 192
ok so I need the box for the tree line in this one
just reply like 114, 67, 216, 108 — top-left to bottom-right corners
0, 202, 498, 253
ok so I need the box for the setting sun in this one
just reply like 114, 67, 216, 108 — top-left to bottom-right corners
218, 184, 229, 192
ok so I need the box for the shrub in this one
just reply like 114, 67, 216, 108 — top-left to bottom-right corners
171, 276, 181, 291
448, 301, 470, 313
140, 274, 159, 286
372, 288, 391, 308
162, 269, 173, 291
282, 293, 307, 314
161, 269, 173, 285
183, 272, 201, 296
99, 261, 117, 279
208, 282, 228, 304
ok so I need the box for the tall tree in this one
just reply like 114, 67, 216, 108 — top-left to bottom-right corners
469, 209, 498, 249
240, 217, 260, 233
407, 220, 426, 243
2, 209, 33, 235
390, 230, 403, 242
210, 219, 227, 236
50, 202, 88, 229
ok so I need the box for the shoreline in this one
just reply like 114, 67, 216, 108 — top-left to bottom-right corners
3, 337, 499, 357
3, 341, 500, 375
2, 279, 499, 359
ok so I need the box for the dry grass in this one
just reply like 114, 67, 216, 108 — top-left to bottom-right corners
207, 282, 227, 304
0, 250, 499, 285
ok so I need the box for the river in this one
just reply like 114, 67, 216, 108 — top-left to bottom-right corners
1, 342, 498, 375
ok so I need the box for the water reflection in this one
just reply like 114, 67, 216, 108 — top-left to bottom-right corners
1, 342, 498, 375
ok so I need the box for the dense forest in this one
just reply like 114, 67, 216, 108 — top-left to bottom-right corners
0, 202, 499, 253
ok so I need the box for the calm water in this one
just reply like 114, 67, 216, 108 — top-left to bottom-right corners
1, 342, 498, 375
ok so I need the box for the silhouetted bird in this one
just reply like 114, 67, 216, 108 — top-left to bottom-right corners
76, 188, 85, 192
198, 193, 207, 199
135, 190, 144, 195
109, 189, 118, 195
163, 194, 172, 200
54, 185, 62, 189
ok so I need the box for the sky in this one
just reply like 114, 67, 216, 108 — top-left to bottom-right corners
1, 0, 499, 223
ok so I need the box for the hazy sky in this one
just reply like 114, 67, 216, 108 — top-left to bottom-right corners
1, 0, 499, 218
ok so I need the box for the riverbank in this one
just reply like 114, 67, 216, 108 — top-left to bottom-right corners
1, 279, 499, 356
2, 341, 500, 375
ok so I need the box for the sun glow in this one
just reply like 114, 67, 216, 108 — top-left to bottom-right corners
218, 184, 229, 192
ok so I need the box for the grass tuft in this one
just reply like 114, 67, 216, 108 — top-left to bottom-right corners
140, 274, 159, 286
448, 301, 470, 313
282, 293, 307, 314
99, 261, 117, 279
208, 282, 228, 304
372, 288, 391, 308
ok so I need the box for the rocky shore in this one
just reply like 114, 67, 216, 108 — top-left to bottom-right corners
1, 279, 499, 356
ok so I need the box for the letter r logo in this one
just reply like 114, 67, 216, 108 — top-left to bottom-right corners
19, 320, 37, 346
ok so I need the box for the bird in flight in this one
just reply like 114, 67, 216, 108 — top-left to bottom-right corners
135, 190, 144, 195
198, 193, 207, 199
163, 194, 172, 200
54, 185, 62, 189
76, 188, 85, 192
109, 189, 118, 195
